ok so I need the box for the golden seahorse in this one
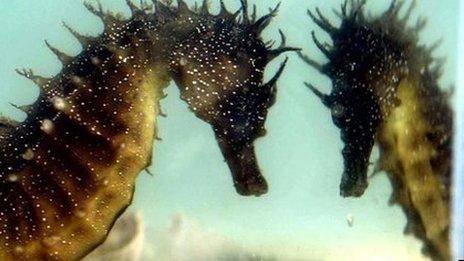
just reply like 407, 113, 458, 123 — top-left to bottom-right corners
0, 0, 291, 259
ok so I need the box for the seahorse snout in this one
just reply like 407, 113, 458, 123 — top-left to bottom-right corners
215, 136, 268, 197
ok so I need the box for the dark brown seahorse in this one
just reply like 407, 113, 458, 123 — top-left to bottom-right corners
300, 0, 452, 260
0, 0, 290, 260
167, 1, 296, 196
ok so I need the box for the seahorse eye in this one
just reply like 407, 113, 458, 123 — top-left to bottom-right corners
330, 102, 345, 118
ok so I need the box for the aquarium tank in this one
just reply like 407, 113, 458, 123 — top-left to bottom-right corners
0, 0, 462, 260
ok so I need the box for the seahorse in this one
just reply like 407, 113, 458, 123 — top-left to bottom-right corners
0, 0, 290, 260
300, 0, 452, 260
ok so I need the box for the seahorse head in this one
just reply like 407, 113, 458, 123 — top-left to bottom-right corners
166, 0, 296, 196
316, 85, 380, 197
301, 0, 408, 197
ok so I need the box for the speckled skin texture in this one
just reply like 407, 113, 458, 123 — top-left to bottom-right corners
168, 2, 293, 196
301, 1, 452, 260
0, 0, 290, 260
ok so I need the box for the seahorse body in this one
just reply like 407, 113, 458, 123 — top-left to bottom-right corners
301, 1, 452, 260
0, 0, 289, 260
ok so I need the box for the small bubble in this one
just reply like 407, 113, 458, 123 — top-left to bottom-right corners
346, 213, 354, 227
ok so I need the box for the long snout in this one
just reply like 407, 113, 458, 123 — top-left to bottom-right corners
339, 144, 370, 197
215, 136, 268, 197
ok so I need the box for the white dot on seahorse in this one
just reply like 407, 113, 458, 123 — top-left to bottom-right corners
70, 75, 83, 86
22, 148, 34, 160
14, 246, 24, 254
73, 209, 86, 218
7, 174, 18, 183
42, 235, 61, 248
51, 96, 67, 110
90, 57, 101, 66
40, 119, 54, 134
179, 57, 188, 66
